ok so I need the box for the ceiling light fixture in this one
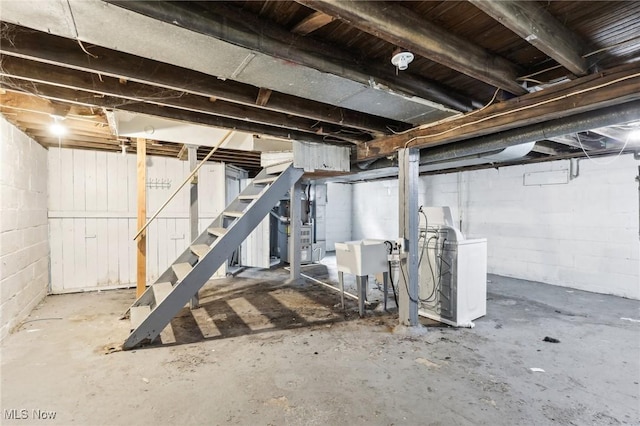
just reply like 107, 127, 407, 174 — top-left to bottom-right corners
391, 51, 414, 71
49, 115, 67, 137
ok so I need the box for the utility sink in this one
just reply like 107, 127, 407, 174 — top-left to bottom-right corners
335, 239, 388, 276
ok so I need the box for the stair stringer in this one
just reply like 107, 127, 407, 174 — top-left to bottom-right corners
122, 165, 303, 349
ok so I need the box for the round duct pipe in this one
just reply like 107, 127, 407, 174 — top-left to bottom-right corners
360, 100, 640, 172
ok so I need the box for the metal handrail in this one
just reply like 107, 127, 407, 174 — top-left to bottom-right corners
133, 130, 233, 241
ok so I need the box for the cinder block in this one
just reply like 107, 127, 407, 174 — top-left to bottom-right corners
0, 210, 17, 233
0, 183, 20, 210
0, 267, 30, 303
0, 230, 20, 257
0, 252, 18, 279
0, 294, 19, 326
33, 257, 49, 278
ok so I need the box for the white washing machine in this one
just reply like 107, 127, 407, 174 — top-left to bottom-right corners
418, 207, 487, 327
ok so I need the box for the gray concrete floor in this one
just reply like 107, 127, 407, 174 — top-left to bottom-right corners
1, 264, 639, 425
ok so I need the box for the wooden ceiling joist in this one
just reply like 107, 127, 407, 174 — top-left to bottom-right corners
297, 0, 527, 95
470, 0, 590, 76
255, 88, 273, 107
291, 11, 335, 35
0, 81, 354, 146
0, 56, 370, 143
0, 23, 406, 135
106, 1, 476, 111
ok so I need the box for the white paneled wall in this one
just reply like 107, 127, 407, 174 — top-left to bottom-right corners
324, 183, 353, 250
48, 148, 228, 293
1, 117, 49, 340
351, 154, 639, 299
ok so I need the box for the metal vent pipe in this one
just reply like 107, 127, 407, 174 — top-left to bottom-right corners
361, 100, 640, 170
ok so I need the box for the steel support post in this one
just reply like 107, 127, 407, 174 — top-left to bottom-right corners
398, 148, 420, 326
289, 181, 302, 282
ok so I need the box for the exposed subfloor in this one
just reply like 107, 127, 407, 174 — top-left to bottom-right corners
1, 266, 639, 426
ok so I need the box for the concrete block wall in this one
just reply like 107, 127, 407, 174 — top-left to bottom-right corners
463, 155, 639, 299
352, 180, 398, 241
351, 154, 639, 299
0, 116, 49, 340
324, 183, 353, 251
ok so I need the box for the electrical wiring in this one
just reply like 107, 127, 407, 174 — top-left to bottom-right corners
383, 240, 399, 308
398, 88, 502, 148
399, 261, 420, 305
420, 238, 450, 308
420, 236, 439, 303
421, 235, 438, 300
576, 132, 630, 165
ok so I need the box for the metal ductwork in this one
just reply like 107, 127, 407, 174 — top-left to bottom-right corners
359, 100, 640, 172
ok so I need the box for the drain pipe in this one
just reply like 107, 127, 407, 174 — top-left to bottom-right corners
361, 100, 640, 170
570, 158, 580, 180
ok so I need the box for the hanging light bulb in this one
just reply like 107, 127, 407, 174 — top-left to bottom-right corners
49, 115, 67, 136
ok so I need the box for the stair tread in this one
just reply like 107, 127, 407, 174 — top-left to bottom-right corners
190, 244, 210, 258
172, 262, 193, 281
238, 194, 260, 200
223, 211, 244, 218
253, 176, 278, 184
152, 282, 173, 305
265, 161, 291, 175
130, 305, 151, 330
207, 227, 227, 237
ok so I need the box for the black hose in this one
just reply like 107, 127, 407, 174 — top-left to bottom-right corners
384, 240, 399, 308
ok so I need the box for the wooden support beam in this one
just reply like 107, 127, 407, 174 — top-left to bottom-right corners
357, 64, 640, 161
297, 0, 526, 95
0, 23, 409, 133
30, 136, 261, 170
106, 1, 475, 111
256, 88, 272, 107
291, 11, 335, 35
188, 145, 199, 309
177, 144, 188, 161
0, 56, 372, 143
470, 0, 590, 76
0, 81, 355, 145
136, 138, 147, 298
